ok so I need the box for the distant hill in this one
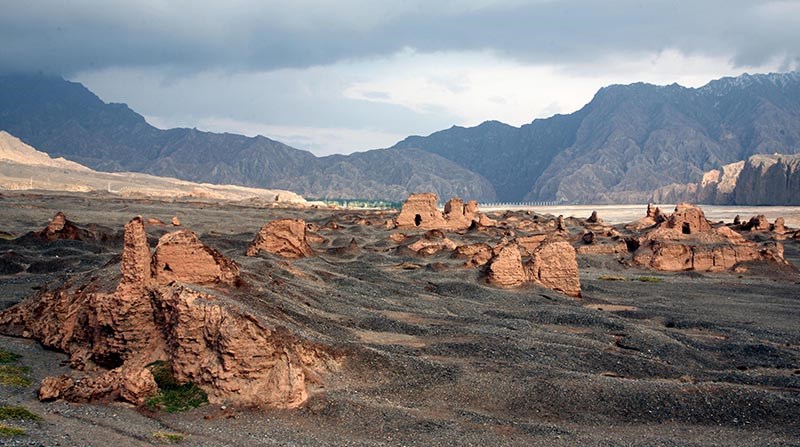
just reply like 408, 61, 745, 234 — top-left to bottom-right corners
394, 72, 800, 203
3, 72, 800, 204
0, 75, 495, 202
0, 130, 307, 202
0, 130, 89, 171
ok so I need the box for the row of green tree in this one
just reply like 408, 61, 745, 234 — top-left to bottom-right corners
310, 198, 402, 209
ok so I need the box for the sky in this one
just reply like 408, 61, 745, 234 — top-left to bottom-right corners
2, 0, 799, 156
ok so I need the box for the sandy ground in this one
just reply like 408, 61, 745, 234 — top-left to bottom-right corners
0, 191, 799, 446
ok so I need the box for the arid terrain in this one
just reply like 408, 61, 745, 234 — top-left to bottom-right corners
1, 191, 799, 446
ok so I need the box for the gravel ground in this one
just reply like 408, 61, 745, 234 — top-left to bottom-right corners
0, 191, 798, 446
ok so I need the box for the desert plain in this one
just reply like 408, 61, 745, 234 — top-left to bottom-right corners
0, 190, 799, 446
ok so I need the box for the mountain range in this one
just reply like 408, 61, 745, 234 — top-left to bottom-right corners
0, 75, 494, 201
2, 72, 800, 203
0, 130, 306, 202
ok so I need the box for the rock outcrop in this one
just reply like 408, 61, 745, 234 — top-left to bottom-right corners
395, 193, 484, 231
452, 243, 494, 268
527, 240, 581, 297
484, 239, 582, 297
406, 236, 457, 256
152, 230, 240, 286
741, 215, 770, 232
485, 243, 526, 288
247, 219, 314, 259
667, 203, 712, 234
626, 204, 665, 231
39, 367, 157, 405
631, 204, 788, 272
33, 212, 92, 241
515, 234, 548, 256
773, 217, 786, 234
733, 154, 800, 205
0, 217, 333, 408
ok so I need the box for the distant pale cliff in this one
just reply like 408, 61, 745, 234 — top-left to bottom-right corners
651, 154, 800, 205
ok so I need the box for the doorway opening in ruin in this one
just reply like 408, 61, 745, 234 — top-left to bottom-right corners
414, 214, 422, 226
682, 222, 691, 234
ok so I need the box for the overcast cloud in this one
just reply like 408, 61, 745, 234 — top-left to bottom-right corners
2, 1, 799, 155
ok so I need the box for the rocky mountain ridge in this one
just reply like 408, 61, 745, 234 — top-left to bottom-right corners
3, 72, 800, 203
0, 75, 494, 201
395, 72, 800, 203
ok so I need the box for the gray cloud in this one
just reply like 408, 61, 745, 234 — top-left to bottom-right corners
1, 0, 798, 75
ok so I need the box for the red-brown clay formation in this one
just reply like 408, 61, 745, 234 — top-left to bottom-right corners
626, 203, 665, 231
152, 229, 240, 286
772, 217, 786, 234
0, 217, 333, 408
146, 217, 166, 227
527, 240, 581, 298
247, 219, 314, 259
401, 230, 458, 256
516, 234, 548, 256
452, 243, 494, 268
667, 203, 713, 234
395, 193, 485, 231
34, 211, 92, 241
485, 243, 527, 288
632, 204, 788, 272
484, 239, 582, 297
396, 193, 443, 229
742, 214, 771, 231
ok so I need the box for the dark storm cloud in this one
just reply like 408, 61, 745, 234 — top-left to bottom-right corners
1, 0, 798, 75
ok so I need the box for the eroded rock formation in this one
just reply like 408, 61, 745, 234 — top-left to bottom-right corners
773, 217, 786, 234
527, 240, 581, 297
485, 243, 526, 288
484, 239, 582, 297
667, 203, 712, 234
152, 230, 240, 286
247, 219, 314, 259
741, 215, 771, 232
34, 212, 93, 241
395, 193, 484, 231
632, 204, 788, 272
396, 193, 445, 229
452, 243, 494, 268
0, 217, 333, 408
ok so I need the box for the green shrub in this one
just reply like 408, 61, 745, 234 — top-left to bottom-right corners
0, 366, 32, 387
0, 406, 41, 421
152, 431, 186, 443
0, 349, 21, 364
0, 423, 25, 437
145, 361, 207, 413
148, 361, 180, 389
598, 275, 626, 281
636, 276, 663, 283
